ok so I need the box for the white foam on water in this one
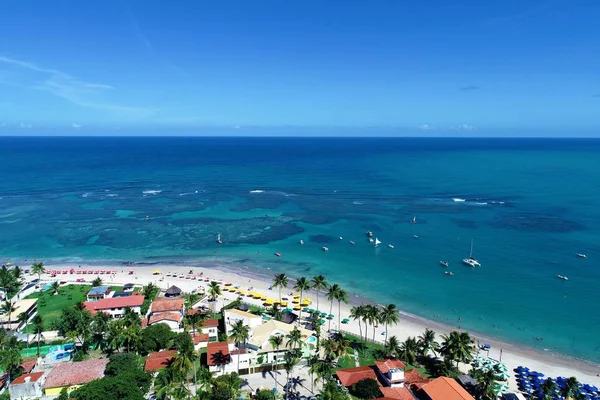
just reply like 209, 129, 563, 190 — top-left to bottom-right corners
250, 190, 264, 193
142, 190, 162, 195
452, 198, 466, 202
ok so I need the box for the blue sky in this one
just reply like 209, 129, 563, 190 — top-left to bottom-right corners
0, 0, 599, 136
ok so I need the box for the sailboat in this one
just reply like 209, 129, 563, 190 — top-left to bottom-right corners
374, 238, 381, 248
216, 233, 222, 244
462, 239, 481, 267
411, 216, 417, 224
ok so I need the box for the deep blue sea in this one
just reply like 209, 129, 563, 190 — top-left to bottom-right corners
1, 137, 599, 362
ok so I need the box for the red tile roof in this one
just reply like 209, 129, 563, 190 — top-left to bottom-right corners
83, 295, 145, 314
43, 359, 108, 388
379, 387, 416, 400
190, 332, 209, 345
207, 342, 230, 366
20, 360, 36, 374
336, 366, 379, 387
375, 359, 407, 374
420, 377, 475, 400
404, 369, 428, 385
148, 312, 182, 325
11, 372, 44, 385
144, 350, 177, 372
151, 298, 184, 313
201, 318, 219, 328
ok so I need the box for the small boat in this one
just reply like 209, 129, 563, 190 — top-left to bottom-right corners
366, 231, 373, 237
557, 275, 568, 281
274, 252, 282, 257
216, 233, 222, 244
462, 239, 481, 267
388, 244, 394, 249
299, 239, 304, 245
440, 261, 449, 267
374, 238, 381, 248
411, 216, 417, 224
322, 247, 329, 252
576, 253, 587, 259
339, 236, 343, 240
413, 235, 419, 239
445, 271, 454, 276
368, 238, 374, 243
349, 241, 355, 245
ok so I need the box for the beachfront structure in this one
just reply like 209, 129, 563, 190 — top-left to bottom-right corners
223, 308, 262, 334
144, 298, 185, 330
86, 285, 112, 302
247, 320, 314, 356
199, 318, 219, 341
416, 377, 475, 400
9, 372, 46, 399
43, 359, 109, 396
83, 294, 145, 318
164, 285, 182, 298
190, 332, 210, 350
0, 298, 37, 330
206, 341, 250, 376
144, 350, 177, 373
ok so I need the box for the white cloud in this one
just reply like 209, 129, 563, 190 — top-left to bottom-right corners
72, 123, 82, 129
19, 122, 32, 129
453, 124, 475, 131
419, 124, 433, 131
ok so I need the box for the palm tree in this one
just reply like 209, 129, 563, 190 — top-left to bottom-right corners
306, 354, 319, 392
283, 352, 300, 397
31, 314, 44, 356
561, 376, 581, 400
185, 293, 200, 309
268, 335, 284, 390
91, 311, 110, 350
154, 366, 181, 400
1, 300, 16, 329
399, 337, 419, 365
540, 378, 557, 400
439, 331, 474, 368
31, 262, 45, 281
418, 328, 438, 357
216, 372, 244, 399
122, 306, 141, 328
322, 336, 351, 362
91, 277, 103, 287
172, 340, 197, 380
196, 366, 213, 393
12, 266, 23, 280
106, 319, 124, 353
272, 273, 289, 304
472, 367, 501, 400
17, 311, 29, 332
364, 304, 381, 344
311, 358, 335, 389
50, 281, 60, 295
334, 288, 348, 333
207, 281, 222, 313
229, 320, 250, 373
142, 282, 158, 299
311, 275, 328, 314
286, 326, 304, 351
384, 335, 401, 358
293, 277, 311, 319
325, 283, 341, 331
379, 303, 399, 344
268, 303, 283, 321
350, 305, 366, 341
121, 324, 141, 353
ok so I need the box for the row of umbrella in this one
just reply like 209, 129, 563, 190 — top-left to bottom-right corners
515, 366, 600, 400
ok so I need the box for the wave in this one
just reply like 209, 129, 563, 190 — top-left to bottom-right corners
452, 198, 466, 202
353, 201, 363, 205
105, 194, 118, 197
142, 190, 162, 195
250, 190, 264, 193
179, 191, 199, 196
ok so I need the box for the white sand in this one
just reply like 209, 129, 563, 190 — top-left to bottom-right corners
45, 262, 600, 391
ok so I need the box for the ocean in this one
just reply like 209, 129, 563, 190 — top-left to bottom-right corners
1, 136, 599, 363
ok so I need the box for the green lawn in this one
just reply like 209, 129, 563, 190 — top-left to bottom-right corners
24, 284, 122, 332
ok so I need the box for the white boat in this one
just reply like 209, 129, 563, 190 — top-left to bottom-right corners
349, 241, 355, 245
374, 238, 381, 248
388, 244, 394, 249
576, 253, 587, 259
366, 231, 373, 237
216, 233, 222, 244
444, 271, 454, 276
462, 239, 481, 267
413, 235, 419, 239
322, 246, 329, 252
339, 236, 343, 240
557, 275, 568, 281
299, 239, 304, 245
411, 216, 417, 224
440, 261, 449, 267
368, 238, 374, 243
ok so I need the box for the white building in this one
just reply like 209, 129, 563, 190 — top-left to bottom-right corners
83, 295, 144, 318
224, 308, 262, 334
207, 342, 250, 376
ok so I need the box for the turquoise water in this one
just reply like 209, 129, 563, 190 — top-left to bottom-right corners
1, 137, 599, 363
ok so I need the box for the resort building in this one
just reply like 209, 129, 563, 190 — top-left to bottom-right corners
0, 298, 37, 330
224, 308, 262, 335
9, 372, 45, 399
144, 298, 185, 330
336, 366, 380, 388
86, 286, 112, 302
83, 294, 145, 318
415, 377, 475, 400
206, 341, 250, 376
378, 386, 418, 400
43, 359, 109, 396
199, 318, 220, 341
144, 350, 178, 373
190, 332, 210, 350
247, 320, 314, 356
375, 359, 407, 387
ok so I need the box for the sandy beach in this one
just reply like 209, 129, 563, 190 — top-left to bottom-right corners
40, 259, 600, 391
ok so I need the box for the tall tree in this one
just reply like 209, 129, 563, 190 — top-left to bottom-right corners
283, 351, 300, 397
31, 314, 44, 356
383, 335, 401, 358
540, 378, 557, 400
335, 288, 348, 333
293, 277, 311, 319
268, 335, 284, 390
1, 300, 17, 329
272, 273, 289, 304
399, 337, 419, 365
90, 311, 111, 350
349, 305, 366, 342
560, 376, 581, 400
50, 281, 60, 295
17, 311, 29, 333
379, 304, 399, 345
439, 331, 474, 368
31, 261, 45, 281
207, 281, 222, 313
364, 304, 381, 344
286, 326, 304, 351
311, 275, 328, 314
12, 265, 23, 280
229, 320, 250, 373
91, 277, 103, 287
325, 283, 341, 331
417, 328, 438, 358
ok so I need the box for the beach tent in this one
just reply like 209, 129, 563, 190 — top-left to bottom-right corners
165, 285, 182, 298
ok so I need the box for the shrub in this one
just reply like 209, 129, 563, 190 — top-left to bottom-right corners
349, 378, 383, 400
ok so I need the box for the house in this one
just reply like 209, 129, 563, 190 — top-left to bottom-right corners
164, 285, 182, 298
206, 342, 250, 376
145, 298, 185, 330
224, 308, 262, 334
83, 294, 145, 318
144, 350, 177, 372
43, 359, 109, 396
199, 318, 220, 341
147, 312, 183, 330
416, 377, 475, 400
86, 286, 112, 302
375, 359, 407, 387
378, 386, 418, 400
336, 366, 380, 387
190, 332, 210, 350
9, 372, 45, 399
0, 298, 37, 329
247, 320, 314, 356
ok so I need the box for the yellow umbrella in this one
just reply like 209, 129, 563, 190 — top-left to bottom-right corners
238, 290, 247, 295
292, 299, 300, 304
264, 301, 273, 306
293, 305, 301, 311
253, 293, 262, 299
246, 292, 255, 297
281, 301, 288, 307
153, 270, 161, 275
261, 295, 267, 301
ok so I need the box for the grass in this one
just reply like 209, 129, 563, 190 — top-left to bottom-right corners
24, 284, 122, 332
337, 355, 356, 369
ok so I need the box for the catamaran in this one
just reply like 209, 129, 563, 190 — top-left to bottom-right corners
462, 239, 481, 267
374, 238, 381, 248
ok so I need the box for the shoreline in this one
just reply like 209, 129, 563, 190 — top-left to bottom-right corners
14, 255, 600, 385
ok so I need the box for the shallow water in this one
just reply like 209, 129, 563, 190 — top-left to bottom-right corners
1, 137, 599, 362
